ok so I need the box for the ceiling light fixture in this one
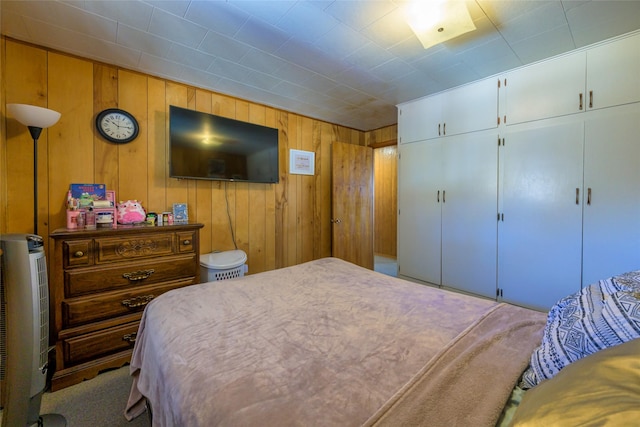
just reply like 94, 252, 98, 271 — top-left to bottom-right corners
405, 0, 476, 50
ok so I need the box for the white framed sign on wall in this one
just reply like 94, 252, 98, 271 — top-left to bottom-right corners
289, 149, 315, 175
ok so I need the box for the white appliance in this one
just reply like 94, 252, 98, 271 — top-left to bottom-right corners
1, 234, 65, 426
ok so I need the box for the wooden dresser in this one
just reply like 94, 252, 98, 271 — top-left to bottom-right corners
48, 223, 203, 391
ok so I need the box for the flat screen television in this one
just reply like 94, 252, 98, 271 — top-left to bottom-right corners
169, 105, 279, 183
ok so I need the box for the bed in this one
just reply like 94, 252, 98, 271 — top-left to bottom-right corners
124, 257, 640, 426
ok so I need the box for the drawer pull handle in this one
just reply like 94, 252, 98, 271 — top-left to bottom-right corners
121, 294, 155, 308
123, 333, 137, 343
182, 239, 191, 245
122, 269, 155, 281
74, 251, 84, 258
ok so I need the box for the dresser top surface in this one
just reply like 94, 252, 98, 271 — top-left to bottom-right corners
50, 222, 204, 238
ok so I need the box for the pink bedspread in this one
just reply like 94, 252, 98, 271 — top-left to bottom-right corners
125, 257, 545, 426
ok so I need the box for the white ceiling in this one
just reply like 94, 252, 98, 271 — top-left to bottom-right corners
2, 1, 640, 131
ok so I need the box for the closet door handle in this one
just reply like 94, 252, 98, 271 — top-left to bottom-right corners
589, 91, 593, 108
437, 190, 440, 203
438, 123, 441, 136
443, 122, 446, 135
587, 188, 592, 205
579, 93, 583, 110
575, 188, 580, 205
443, 190, 446, 203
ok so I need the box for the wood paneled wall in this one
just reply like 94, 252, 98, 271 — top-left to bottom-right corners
374, 145, 398, 257
1, 38, 397, 273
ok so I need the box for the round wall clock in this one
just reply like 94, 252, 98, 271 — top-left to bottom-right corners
96, 108, 139, 143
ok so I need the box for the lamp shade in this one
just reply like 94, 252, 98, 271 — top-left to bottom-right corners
7, 104, 61, 129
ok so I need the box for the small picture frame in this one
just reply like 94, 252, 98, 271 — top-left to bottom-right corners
172, 203, 188, 224
289, 149, 315, 175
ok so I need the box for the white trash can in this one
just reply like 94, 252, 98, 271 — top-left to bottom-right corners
200, 249, 248, 283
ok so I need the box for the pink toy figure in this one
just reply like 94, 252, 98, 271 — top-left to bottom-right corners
117, 199, 146, 224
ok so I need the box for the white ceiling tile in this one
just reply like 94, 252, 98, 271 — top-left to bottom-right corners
199, 31, 252, 62
228, 0, 296, 27
185, 1, 249, 37
496, 1, 569, 45
83, 0, 153, 31
148, 7, 208, 48
276, 1, 340, 44
234, 17, 291, 54
165, 43, 215, 70
359, 7, 418, 49
324, 0, 398, 31
510, 25, 576, 63
313, 23, 369, 59
144, 0, 190, 18
238, 48, 288, 75
566, 0, 640, 46
53, 1, 118, 42
207, 57, 254, 82
117, 24, 173, 58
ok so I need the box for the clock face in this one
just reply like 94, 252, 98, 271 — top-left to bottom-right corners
96, 109, 139, 143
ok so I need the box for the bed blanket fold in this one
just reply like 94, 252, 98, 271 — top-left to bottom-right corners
366, 303, 546, 427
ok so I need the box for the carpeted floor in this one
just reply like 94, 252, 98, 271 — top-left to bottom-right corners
1, 366, 149, 426
374, 255, 397, 277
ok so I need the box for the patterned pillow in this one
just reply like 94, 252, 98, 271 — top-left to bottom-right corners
520, 270, 640, 389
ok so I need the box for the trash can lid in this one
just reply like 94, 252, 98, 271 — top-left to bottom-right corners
200, 249, 247, 269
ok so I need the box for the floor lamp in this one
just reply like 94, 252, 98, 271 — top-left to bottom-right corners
7, 104, 61, 236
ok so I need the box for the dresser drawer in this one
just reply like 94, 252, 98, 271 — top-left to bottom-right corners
62, 321, 139, 366
62, 279, 193, 328
177, 231, 196, 253
95, 232, 178, 264
63, 240, 93, 268
65, 254, 196, 296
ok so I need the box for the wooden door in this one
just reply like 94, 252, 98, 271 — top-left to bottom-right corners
331, 141, 374, 269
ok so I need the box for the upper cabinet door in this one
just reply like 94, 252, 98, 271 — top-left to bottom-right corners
442, 78, 499, 136
398, 96, 442, 143
505, 51, 586, 125
586, 33, 640, 111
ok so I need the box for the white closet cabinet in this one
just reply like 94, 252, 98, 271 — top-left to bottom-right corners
586, 33, 640, 111
498, 121, 585, 310
441, 78, 499, 137
398, 98, 441, 143
441, 132, 498, 298
398, 78, 498, 143
398, 132, 498, 299
505, 51, 585, 125
506, 33, 640, 126
397, 140, 442, 284
582, 106, 640, 286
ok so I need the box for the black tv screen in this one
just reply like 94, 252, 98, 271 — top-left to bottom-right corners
169, 105, 279, 183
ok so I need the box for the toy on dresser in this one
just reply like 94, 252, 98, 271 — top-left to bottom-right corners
117, 200, 146, 224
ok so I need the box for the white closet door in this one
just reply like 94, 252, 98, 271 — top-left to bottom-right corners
441, 132, 498, 298
397, 140, 442, 284
582, 107, 640, 285
499, 121, 584, 310
586, 33, 640, 111
398, 96, 442, 143
442, 78, 499, 136
506, 51, 585, 125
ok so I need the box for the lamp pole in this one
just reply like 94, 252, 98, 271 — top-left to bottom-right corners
28, 126, 43, 235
